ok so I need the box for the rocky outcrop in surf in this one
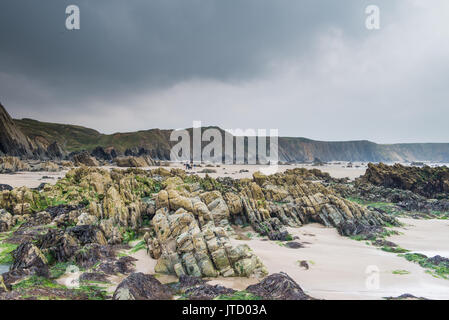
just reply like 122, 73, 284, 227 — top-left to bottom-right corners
361, 163, 449, 199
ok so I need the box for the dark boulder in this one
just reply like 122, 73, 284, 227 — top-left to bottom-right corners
67, 225, 107, 246
184, 284, 235, 300
46, 142, 65, 159
428, 255, 449, 266
0, 184, 13, 191
362, 163, 449, 198
96, 256, 137, 275
11, 242, 49, 277
91, 146, 117, 161
79, 272, 109, 284
386, 293, 428, 300
72, 151, 99, 167
337, 220, 383, 239
168, 275, 207, 294
46, 203, 85, 219
74, 244, 115, 269
37, 229, 80, 263
285, 242, 304, 249
246, 272, 313, 300
112, 273, 173, 300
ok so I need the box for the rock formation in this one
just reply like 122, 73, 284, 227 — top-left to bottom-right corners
0, 157, 31, 173
0, 103, 35, 158
246, 272, 313, 300
115, 156, 155, 168
361, 163, 449, 198
113, 273, 173, 300
72, 151, 100, 167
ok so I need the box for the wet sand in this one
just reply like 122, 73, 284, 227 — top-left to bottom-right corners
99, 219, 449, 300
227, 220, 449, 300
0, 171, 67, 189
389, 218, 449, 257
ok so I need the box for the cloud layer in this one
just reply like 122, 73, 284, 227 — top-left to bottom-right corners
0, 0, 448, 143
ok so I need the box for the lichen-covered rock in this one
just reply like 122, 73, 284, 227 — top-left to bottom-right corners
0, 156, 30, 173
115, 156, 155, 167
67, 225, 107, 246
0, 209, 13, 232
33, 211, 52, 225
236, 169, 397, 239
76, 212, 98, 226
73, 151, 99, 167
31, 161, 61, 172
150, 206, 267, 278
99, 219, 123, 244
112, 272, 172, 300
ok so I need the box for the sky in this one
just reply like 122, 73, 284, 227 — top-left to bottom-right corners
0, 0, 448, 143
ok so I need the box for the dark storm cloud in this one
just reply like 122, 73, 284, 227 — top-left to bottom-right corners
0, 0, 396, 100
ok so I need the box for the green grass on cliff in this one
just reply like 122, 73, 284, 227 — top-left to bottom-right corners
14, 118, 173, 153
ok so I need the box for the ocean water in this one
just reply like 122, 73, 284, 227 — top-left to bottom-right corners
0, 264, 9, 274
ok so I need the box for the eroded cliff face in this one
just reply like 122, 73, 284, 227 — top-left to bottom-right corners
0, 103, 35, 158
0, 103, 66, 160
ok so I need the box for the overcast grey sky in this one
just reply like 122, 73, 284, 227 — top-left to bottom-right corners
0, 0, 448, 143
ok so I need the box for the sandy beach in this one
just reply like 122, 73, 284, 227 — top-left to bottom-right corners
0, 171, 67, 189
88, 217, 449, 300
2, 164, 448, 300
227, 219, 449, 300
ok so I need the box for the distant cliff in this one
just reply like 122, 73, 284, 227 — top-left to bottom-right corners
278, 137, 449, 162
0, 103, 447, 162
